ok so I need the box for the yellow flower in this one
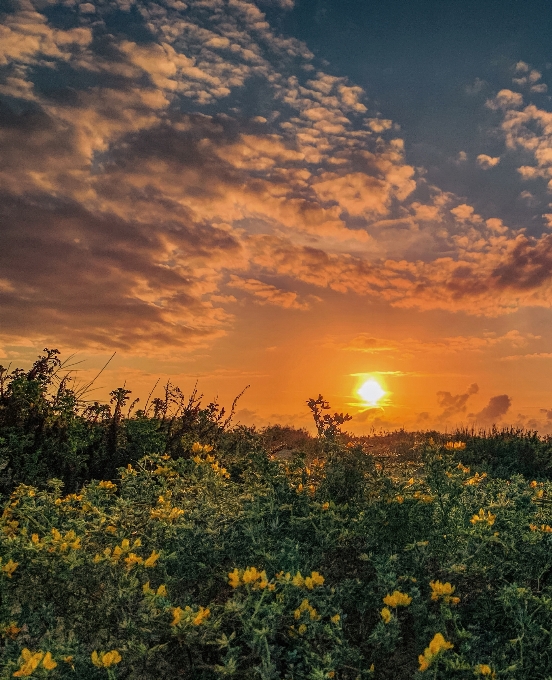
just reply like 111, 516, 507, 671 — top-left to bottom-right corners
383, 590, 412, 608
13, 649, 43, 677
171, 607, 184, 626
242, 566, 261, 584
192, 606, 210, 626
91, 650, 122, 668
321, 502, 330, 510
42, 652, 57, 671
475, 664, 493, 676
380, 607, 392, 624
429, 580, 458, 603
142, 581, 154, 594
228, 568, 241, 588
1, 559, 18, 578
327, 672, 335, 678
292, 571, 305, 587
98, 480, 117, 490
144, 550, 160, 568
331, 614, 340, 624
418, 632, 454, 671
298, 624, 307, 635
157, 584, 167, 597
124, 553, 144, 570
31, 534, 39, 544
470, 509, 496, 526
105, 525, 117, 534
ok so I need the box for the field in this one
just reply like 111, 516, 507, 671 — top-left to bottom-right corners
3, 352, 552, 679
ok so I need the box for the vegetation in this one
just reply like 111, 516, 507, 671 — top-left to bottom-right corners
3, 351, 552, 678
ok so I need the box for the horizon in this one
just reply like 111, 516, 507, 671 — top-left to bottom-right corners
2, 0, 552, 433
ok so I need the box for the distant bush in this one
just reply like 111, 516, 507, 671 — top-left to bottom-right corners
450, 427, 552, 479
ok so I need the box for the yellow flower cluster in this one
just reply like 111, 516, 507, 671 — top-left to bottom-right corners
457, 463, 470, 473
1, 558, 18, 578
48, 528, 81, 552
14, 649, 57, 676
429, 580, 460, 605
445, 441, 466, 450
470, 509, 496, 526
152, 466, 178, 479
474, 664, 493, 676
464, 472, 487, 486
98, 480, 117, 490
91, 650, 122, 668
418, 632, 454, 672
529, 523, 552, 533
93, 539, 160, 569
171, 604, 210, 626
228, 566, 273, 590
192, 443, 230, 479
294, 598, 320, 621
383, 590, 412, 608
282, 570, 325, 589
150, 495, 185, 522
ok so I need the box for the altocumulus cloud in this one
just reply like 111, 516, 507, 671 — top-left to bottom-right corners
3, 0, 552, 355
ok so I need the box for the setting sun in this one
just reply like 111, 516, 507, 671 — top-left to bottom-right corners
357, 379, 386, 406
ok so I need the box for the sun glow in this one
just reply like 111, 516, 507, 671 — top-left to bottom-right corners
357, 379, 386, 406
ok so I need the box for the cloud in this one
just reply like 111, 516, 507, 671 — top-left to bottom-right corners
486, 89, 523, 110
436, 383, 479, 421
227, 275, 311, 309
477, 154, 501, 169
470, 394, 512, 425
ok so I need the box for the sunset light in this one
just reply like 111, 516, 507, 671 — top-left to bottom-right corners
1, 0, 552, 433
357, 379, 386, 407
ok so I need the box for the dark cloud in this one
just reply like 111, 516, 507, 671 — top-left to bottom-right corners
471, 394, 512, 425
436, 383, 479, 421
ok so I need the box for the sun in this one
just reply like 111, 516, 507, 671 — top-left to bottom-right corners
357, 378, 386, 406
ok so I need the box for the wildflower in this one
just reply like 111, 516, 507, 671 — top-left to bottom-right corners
464, 472, 487, 486
383, 590, 412, 607
144, 550, 160, 568
98, 480, 117, 490
105, 525, 117, 534
430, 580, 459, 604
331, 614, 340, 624
31, 534, 39, 544
91, 650, 122, 668
470, 509, 496, 526
1, 622, 21, 639
228, 568, 241, 588
62, 656, 74, 664
380, 607, 392, 624
1, 559, 18, 578
321, 502, 330, 510
305, 571, 324, 589
171, 607, 184, 626
156, 584, 167, 597
292, 571, 305, 587
13, 649, 44, 677
242, 566, 262, 584
475, 664, 493, 676
530, 480, 538, 488
298, 624, 307, 635
42, 653, 57, 671
457, 463, 470, 473
418, 632, 453, 672
395, 495, 404, 503
143, 581, 154, 594
192, 606, 210, 626
328, 673, 335, 679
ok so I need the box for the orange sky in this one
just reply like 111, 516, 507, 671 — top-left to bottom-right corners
2, 0, 552, 433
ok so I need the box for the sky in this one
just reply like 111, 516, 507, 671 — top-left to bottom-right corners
3, 0, 552, 433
